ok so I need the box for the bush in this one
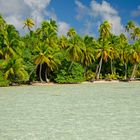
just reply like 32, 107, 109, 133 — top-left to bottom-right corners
105, 73, 121, 80
0, 71, 9, 87
54, 61, 85, 83
85, 70, 95, 81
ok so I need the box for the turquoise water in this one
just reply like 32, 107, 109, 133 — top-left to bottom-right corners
0, 83, 140, 140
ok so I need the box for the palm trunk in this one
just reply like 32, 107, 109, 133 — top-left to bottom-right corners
91, 64, 99, 82
28, 27, 31, 32
29, 65, 38, 82
68, 61, 74, 71
130, 63, 137, 80
39, 63, 43, 82
124, 62, 127, 80
45, 67, 49, 83
84, 67, 87, 77
29, 65, 37, 76
96, 51, 103, 80
110, 58, 113, 74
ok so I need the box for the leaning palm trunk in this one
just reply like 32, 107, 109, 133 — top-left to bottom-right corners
91, 64, 99, 82
45, 67, 49, 83
39, 63, 43, 82
124, 62, 127, 80
95, 64, 99, 77
96, 51, 103, 80
68, 61, 74, 71
84, 67, 87, 77
130, 63, 137, 80
29, 65, 38, 81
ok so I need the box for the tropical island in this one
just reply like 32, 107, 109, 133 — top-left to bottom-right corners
0, 15, 140, 87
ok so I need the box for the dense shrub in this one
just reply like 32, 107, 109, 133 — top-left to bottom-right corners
54, 61, 85, 83
85, 70, 95, 81
0, 72, 9, 87
105, 73, 122, 80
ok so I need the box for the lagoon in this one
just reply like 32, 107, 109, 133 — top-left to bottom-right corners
0, 83, 140, 140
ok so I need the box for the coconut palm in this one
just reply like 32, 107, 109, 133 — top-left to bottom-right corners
82, 36, 95, 69
59, 35, 68, 49
23, 18, 34, 32
95, 21, 112, 80
36, 20, 58, 47
50, 19, 58, 33
2, 56, 29, 82
108, 34, 120, 74
118, 33, 130, 80
125, 20, 135, 32
66, 34, 85, 70
0, 24, 24, 59
95, 39, 111, 79
99, 20, 111, 40
67, 28, 76, 38
0, 15, 6, 31
129, 40, 140, 79
34, 42, 61, 82
131, 27, 140, 40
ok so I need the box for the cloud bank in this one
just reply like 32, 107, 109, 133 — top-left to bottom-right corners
75, 0, 124, 35
0, 0, 70, 35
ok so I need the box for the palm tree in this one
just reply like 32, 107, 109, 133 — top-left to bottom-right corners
99, 20, 111, 40
0, 15, 6, 31
96, 21, 112, 80
23, 18, 34, 32
125, 21, 140, 40
118, 33, 130, 80
108, 34, 120, 74
50, 19, 58, 33
125, 20, 135, 32
82, 36, 95, 71
34, 42, 61, 82
131, 27, 140, 40
36, 20, 58, 47
0, 24, 24, 59
59, 35, 68, 49
95, 39, 111, 79
32, 20, 60, 82
67, 28, 76, 38
66, 34, 85, 70
129, 40, 140, 79
2, 56, 29, 82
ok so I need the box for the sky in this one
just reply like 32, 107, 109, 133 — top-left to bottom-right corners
0, 0, 140, 36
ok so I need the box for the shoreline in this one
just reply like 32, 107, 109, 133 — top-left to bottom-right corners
1, 80, 140, 88
30, 80, 140, 86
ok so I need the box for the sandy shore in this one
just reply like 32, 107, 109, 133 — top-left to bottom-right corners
30, 79, 140, 86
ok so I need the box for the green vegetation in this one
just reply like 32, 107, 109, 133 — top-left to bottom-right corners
54, 61, 85, 83
0, 14, 140, 86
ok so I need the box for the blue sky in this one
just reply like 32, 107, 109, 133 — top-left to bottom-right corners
0, 0, 140, 36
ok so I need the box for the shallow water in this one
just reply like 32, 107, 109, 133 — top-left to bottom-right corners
0, 83, 140, 140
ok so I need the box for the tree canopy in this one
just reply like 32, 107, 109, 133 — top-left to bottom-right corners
0, 15, 140, 86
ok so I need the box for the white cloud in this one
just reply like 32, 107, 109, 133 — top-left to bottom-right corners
24, 0, 51, 10
0, 0, 70, 36
5, 15, 23, 30
58, 21, 70, 36
75, 0, 89, 20
75, 0, 124, 35
0, 0, 54, 33
30, 11, 44, 28
90, 0, 117, 17
0, 0, 29, 16
131, 5, 140, 17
